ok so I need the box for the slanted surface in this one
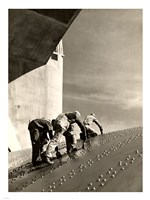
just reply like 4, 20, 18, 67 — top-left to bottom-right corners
8, 127, 142, 192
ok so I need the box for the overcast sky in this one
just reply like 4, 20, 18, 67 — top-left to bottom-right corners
62, 9, 142, 133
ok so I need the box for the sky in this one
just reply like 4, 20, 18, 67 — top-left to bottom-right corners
62, 9, 142, 133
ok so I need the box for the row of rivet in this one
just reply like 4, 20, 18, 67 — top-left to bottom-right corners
85, 148, 142, 192
10, 128, 142, 192
64, 130, 143, 189
20, 151, 142, 192
14, 164, 55, 191
19, 138, 142, 192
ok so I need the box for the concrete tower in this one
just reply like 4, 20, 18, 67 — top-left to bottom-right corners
8, 9, 81, 151
8, 40, 64, 151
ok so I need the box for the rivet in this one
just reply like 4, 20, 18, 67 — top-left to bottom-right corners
89, 183, 93, 186
63, 179, 66, 182
118, 161, 122, 166
130, 160, 134, 163
42, 189, 45, 192
60, 182, 63, 185
97, 178, 101, 182
121, 167, 125, 170
113, 171, 117, 174
100, 183, 104, 186
103, 178, 107, 182
86, 187, 90, 190
109, 168, 113, 171
92, 187, 96, 191
100, 175, 103, 178
49, 189, 53, 192
111, 174, 115, 178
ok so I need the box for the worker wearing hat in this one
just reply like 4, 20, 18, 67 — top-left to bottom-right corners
82, 113, 103, 138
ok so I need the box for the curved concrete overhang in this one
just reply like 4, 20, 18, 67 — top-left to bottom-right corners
9, 9, 81, 83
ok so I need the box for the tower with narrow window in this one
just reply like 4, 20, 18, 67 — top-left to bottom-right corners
8, 40, 64, 151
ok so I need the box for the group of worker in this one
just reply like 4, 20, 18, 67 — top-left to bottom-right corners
28, 111, 103, 166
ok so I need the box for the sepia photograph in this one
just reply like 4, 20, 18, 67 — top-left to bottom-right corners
8, 8, 143, 193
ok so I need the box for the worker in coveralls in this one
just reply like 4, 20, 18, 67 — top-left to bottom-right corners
82, 113, 103, 138
45, 111, 86, 158
28, 119, 54, 166
63, 124, 78, 154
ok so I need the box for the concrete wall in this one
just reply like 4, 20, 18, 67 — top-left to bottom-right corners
8, 41, 63, 151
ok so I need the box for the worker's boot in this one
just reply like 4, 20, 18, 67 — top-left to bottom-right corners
67, 143, 78, 154
41, 153, 54, 165
32, 161, 43, 166
43, 156, 54, 165
71, 144, 78, 152
55, 146, 62, 158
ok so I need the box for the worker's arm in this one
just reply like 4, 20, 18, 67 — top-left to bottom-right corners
46, 123, 53, 139
42, 120, 53, 140
48, 129, 53, 139
75, 119, 87, 141
94, 119, 103, 134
